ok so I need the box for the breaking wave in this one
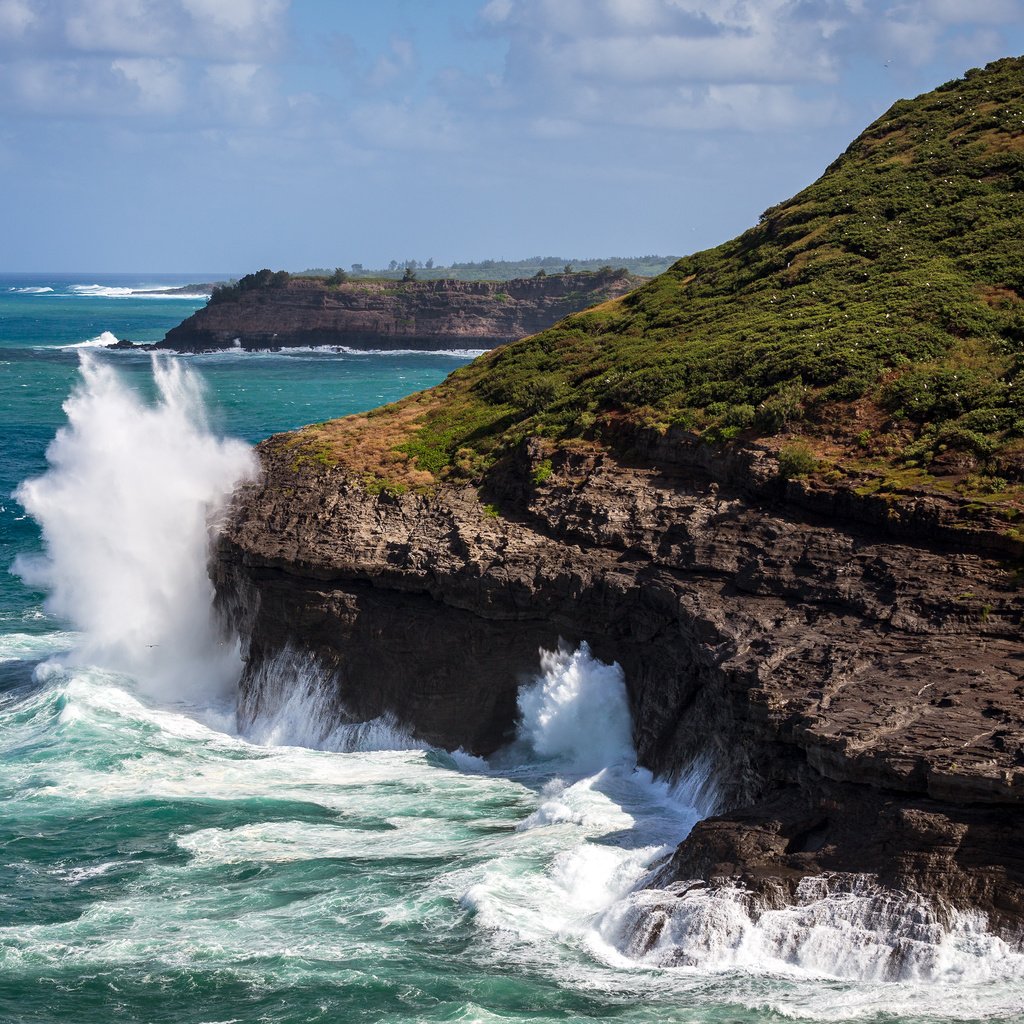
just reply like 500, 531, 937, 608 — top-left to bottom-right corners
13, 353, 256, 701
239, 648, 425, 753
59, 330, 119, 350
69, 284, 210, 299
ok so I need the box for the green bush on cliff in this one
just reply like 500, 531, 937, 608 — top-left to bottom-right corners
778, 442, 819, 479
210, 269, 291, 304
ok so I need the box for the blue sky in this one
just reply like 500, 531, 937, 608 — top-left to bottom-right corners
2, 0, 1023, 272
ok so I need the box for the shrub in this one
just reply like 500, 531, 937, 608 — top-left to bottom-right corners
778, 442, 819, 479
723, 404, 756, 428
532, 459, 554, 484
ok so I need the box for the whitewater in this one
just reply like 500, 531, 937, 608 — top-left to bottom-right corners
2, 278, 1024, 1023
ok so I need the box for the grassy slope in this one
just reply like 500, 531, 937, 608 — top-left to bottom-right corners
293, 57, 1024, 508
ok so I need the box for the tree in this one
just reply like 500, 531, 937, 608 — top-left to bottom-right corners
534, 268, 547, 278
402, 266, 417, 282
563, 264, 573, 274
425, 257, 435, 269
388, 260, 398, 271
328, 267, 349, 285
351, 263, 364, 273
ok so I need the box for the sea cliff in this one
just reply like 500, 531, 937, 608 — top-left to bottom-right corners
214, 430, 1023, 941
157, 271, 641, 352
212, 57, 1024, 950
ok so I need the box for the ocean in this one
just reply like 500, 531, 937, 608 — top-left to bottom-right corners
1, 274, 1022, 1024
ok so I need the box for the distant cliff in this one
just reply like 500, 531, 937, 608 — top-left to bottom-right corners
156, 270, 642, 352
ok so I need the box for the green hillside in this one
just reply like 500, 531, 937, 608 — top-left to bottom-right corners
296, 57, 1024, 501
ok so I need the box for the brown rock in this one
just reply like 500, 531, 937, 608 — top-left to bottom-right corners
159, 272, 641, 352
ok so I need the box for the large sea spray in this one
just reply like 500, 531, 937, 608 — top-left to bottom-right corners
14, 353, 257, 700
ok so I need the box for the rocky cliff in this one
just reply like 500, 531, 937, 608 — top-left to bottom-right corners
212, 58, 1024, 952
157, 271, 641, 352
215, 430, 1024, 942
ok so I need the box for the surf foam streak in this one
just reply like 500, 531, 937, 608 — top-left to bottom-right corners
476, 643, 1024, 991
68, 284, 209, 299
597, 876, 1024, 985
14, 353, 257, 700
9, 285, 54, 293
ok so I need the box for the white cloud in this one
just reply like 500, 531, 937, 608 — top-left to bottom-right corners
0, 0, 289, 123
908, 0, 1023, 24
181, 0, 287, 38
65, 0, 176, 56
111, 58, 185, 113
62, 0, 289, 59
474, 0, 853, 135
877, 0, 1024, 64
203, 62, 277, 123
554, 33, 834, 84
0, 0, 36, 36
470, 0, 1024, 138
366, 36, 417, 88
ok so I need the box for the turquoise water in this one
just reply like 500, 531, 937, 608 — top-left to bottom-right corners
2, 276, 1022, 1024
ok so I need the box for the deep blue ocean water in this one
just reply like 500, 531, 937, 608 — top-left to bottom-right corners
1, 274, 1021, 1024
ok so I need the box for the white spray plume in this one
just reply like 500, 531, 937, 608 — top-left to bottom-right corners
14, 353, 257, 700
517, 642, 635, 773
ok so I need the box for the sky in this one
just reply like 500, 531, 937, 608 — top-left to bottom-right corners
1, 0, 1023, 273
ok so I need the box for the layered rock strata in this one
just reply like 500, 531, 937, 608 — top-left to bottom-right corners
158, 272, 640, 352
214, 434, 1024, 938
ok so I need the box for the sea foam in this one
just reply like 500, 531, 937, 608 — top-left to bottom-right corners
14, 353, 256, 701
239, 647, 426, 753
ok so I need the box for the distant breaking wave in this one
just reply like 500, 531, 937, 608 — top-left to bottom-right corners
69, 284, 211, 299
8, 286, 54, 294
60, 330, 119, 350
190, 345, 489, 358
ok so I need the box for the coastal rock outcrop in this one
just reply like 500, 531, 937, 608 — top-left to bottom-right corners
158, 271, 640, 352
211, 56, 1024, 950
214, 434, 1024, 937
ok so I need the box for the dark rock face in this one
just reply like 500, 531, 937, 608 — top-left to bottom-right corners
159, 272, 640, 352
213, 435, 1024, 939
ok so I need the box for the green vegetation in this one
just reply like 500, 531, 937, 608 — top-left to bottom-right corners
778, 442, 820, 479
299, 255, 676, 282
532, 459, 554, 484
210, 268, 291, 304
339, 57, 1024, 496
